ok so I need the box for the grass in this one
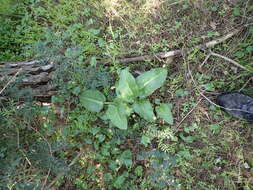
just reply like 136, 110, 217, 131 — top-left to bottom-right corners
1, 0, 253, 189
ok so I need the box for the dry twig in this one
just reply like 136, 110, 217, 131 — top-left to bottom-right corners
174, 98, 202, 134
209, 51, 251, 72
0, 68, 22, 95
41, 169, 51, 190
239, 76, 253, 92
186, 55, 252, 114
113, 28, 242, 64
199, 53, 211, 68
164, 0, 186, 7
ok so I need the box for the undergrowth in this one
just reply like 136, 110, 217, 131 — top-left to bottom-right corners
1, 0, 253, 190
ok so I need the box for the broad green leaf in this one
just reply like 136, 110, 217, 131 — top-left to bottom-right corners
117, 101, 133, 116
136, 68, 167, 98
116, 68, 139, 102
141, 135, 151, 147
80, 90, 105, 112
155, 103, 173, 124
106, 105, 128, 129
133, 100, 156, 122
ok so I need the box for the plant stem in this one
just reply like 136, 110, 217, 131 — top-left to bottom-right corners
104, 102, 113, 105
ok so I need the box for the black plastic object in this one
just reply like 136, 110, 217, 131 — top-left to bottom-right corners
216, 92, 253, 122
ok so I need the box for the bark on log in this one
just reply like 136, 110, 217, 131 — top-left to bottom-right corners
0, 60, 57, 102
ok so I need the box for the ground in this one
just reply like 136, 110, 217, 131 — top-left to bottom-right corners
0, 0, 253, 190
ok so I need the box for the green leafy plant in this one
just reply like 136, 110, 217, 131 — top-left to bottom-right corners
80, 67, 173, 129
137, 149, 179, 189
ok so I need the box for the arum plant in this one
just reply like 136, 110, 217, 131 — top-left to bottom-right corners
80, 67, 173, 129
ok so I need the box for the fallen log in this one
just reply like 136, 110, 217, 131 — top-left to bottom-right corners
0, 60, 57, 102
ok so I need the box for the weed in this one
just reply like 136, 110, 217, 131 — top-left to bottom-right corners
1, 0, 253, 189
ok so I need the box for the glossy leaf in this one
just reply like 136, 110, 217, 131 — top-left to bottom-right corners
117, 101, 133, 116
141, 135, 151, 147
136, 68, 167, 98
116, 68, 139, 102
106, 105, 128, 129
133, 100, 156, 122
80, 90, 105, 112
156, 103, 173, 124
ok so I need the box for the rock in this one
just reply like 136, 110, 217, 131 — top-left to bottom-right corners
216, 92, 253, 122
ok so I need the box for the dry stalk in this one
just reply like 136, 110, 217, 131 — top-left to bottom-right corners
0, 68, 22, 95
209, 51, 250, 72
113, 28, 242, 64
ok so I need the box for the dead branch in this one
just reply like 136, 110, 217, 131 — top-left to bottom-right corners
0, 27, 246, 101
0, 68, 22, 95
115, 28, 241, 64
209, 51, 250, 72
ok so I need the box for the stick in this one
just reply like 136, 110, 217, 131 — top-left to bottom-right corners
199, 53, 211, 68
209, 51, 251, 72
41, 169, 51, 190
3, 28, 242, 67
0, 68, 22, 95
117, 50, 182, 64
201, 28, 241, 48
173, 98, 202, 134
239, 76, 253, 92
113, 28, 241, 64
186, 55, 253, 114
